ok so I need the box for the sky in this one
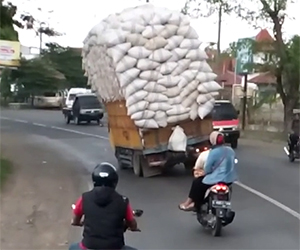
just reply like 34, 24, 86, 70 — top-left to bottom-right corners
9, 0, 300, 51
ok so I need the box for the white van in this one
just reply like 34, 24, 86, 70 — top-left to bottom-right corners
64, 88, 92, 108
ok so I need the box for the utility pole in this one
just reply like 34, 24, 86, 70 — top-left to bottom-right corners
38, 22, 45, 54
216, 4, 222, 59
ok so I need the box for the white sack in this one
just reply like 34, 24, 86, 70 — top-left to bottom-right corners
198, 99, 215, 119
171, 59, 191, 76
178, 78, 189, 88
182, 90, 198, 107
148, 102, 172, 111
121, 22, 145, 33
168, 96, 182, 105
165, 35, 184, 50
149, 49, 172, 62
164, 86, 181, 98
149, 11, 172, 25
136, 59, 159, 71
140, 70, 163, 81
180, 80, 199, 98
124, 79, 148, 97
167, 113, 190, 124
118, 68, 141, 88
158, 75, 181, 87
131, 110, 155, 120
168, 125, 187, 152
159, 62, 178, 75
127, 100, 149, 116
145, 37, 168, 50
142, 25, 164, 39
126, 90, 148, 106
134, 119, 159, 128
145, 93, 168, 103
97, 29, 128, 47
106, 43, 132, 64
115, 56, 137, 73
197, 92, 219, 104
180, 39, 201, 49
128, 46, 152, 59
166, 105, 190, 116
126, 34, 148, 46
186, 49, 208, 61
195, 72, 217, 82
180, 14, 190, 26
189, 102, 198, 120
168, 12, 181, 26
159, 25, 178, 39
144, 81, 167, 93
167, 48, 188, 62
154, 111, 168, 127
197, 81, 222, 93
181, 70, 198, 82
189, 61, 212, 72
177, 26, 198, 39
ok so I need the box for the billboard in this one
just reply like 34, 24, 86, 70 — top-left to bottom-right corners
236, 38, 254, 74
0, 40, 21, 67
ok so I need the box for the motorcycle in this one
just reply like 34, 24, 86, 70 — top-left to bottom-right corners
196, 158, 238, 237
284, 135, 300, 162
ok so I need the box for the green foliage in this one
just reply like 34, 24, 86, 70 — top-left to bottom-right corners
42, 43, 87, 88
0, 1, 19, 41
11, 58, 64, 97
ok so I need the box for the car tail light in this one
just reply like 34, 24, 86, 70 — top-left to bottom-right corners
211, 184, 229, 193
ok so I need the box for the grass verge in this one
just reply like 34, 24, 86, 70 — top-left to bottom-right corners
0, 157, 12, 189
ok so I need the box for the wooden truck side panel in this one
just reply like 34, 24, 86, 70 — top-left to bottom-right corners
105, 101, 143, 149
105, 100, 212, 152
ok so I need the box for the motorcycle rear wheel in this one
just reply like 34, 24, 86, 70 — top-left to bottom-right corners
211, 217, 222, 237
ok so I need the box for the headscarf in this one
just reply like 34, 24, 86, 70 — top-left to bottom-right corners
209, 131, 219, 145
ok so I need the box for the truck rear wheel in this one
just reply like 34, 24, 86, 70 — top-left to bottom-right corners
132, 152, 143, 177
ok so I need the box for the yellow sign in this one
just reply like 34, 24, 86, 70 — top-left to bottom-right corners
0, 40, 21, 67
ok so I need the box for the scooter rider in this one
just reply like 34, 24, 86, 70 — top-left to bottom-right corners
289, 113, 300, 155
69, 162, 140, 250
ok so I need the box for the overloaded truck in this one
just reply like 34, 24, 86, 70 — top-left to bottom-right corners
82, 5, 222, 177
106, 100, 212, 177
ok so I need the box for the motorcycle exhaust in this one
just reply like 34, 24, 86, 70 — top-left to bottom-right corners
283, 147, 290, 156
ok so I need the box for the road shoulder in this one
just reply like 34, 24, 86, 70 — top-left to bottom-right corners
0, 132, 88, 249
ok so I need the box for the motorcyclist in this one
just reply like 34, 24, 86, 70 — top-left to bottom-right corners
179, 131, 238, 212
288, 113, 299, 155
69, 162, 139, 250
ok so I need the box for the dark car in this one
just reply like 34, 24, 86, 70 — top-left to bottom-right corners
65, 93, 104, 125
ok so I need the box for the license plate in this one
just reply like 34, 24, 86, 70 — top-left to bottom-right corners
212, 200, 231, 208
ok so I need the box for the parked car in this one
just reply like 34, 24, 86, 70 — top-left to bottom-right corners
64, 93, 104, 125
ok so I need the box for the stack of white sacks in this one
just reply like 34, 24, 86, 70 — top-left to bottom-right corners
82, 4, 222, 129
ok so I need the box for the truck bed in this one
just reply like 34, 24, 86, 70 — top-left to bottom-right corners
105, 100, 212, 153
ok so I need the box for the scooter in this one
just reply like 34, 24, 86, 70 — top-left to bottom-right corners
284, 137, 300, 162
196, 158, 238, 237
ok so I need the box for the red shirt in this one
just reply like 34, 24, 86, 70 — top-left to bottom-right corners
73, 196, 134, 250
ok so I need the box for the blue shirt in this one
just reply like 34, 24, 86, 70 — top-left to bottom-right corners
203, 145, 238, 185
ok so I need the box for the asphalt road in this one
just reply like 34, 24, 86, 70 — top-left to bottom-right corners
1, 109, 299, 249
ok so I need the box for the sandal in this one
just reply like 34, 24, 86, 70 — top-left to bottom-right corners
178, 204, 194, 212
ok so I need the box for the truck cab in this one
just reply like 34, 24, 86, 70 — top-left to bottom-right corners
212, 100, 240, 148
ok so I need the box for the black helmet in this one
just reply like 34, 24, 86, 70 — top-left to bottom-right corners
92, 162, 119, 189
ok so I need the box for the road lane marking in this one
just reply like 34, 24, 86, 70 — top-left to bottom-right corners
235, 181, 300, 220
33, 122, 47, 127
50, 126, 109, 140
13, 119, 28, 123
2, 115, 300, 220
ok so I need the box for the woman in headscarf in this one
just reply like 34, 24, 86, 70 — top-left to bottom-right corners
178, 131, 238, 211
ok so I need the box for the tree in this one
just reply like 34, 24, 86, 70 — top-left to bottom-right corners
42, 43, 87, 88
183, 0, 299, 131
10, 58, 65, 101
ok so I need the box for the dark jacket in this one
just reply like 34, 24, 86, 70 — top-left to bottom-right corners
292, 119, 299, 135
82, 186, 128, 250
